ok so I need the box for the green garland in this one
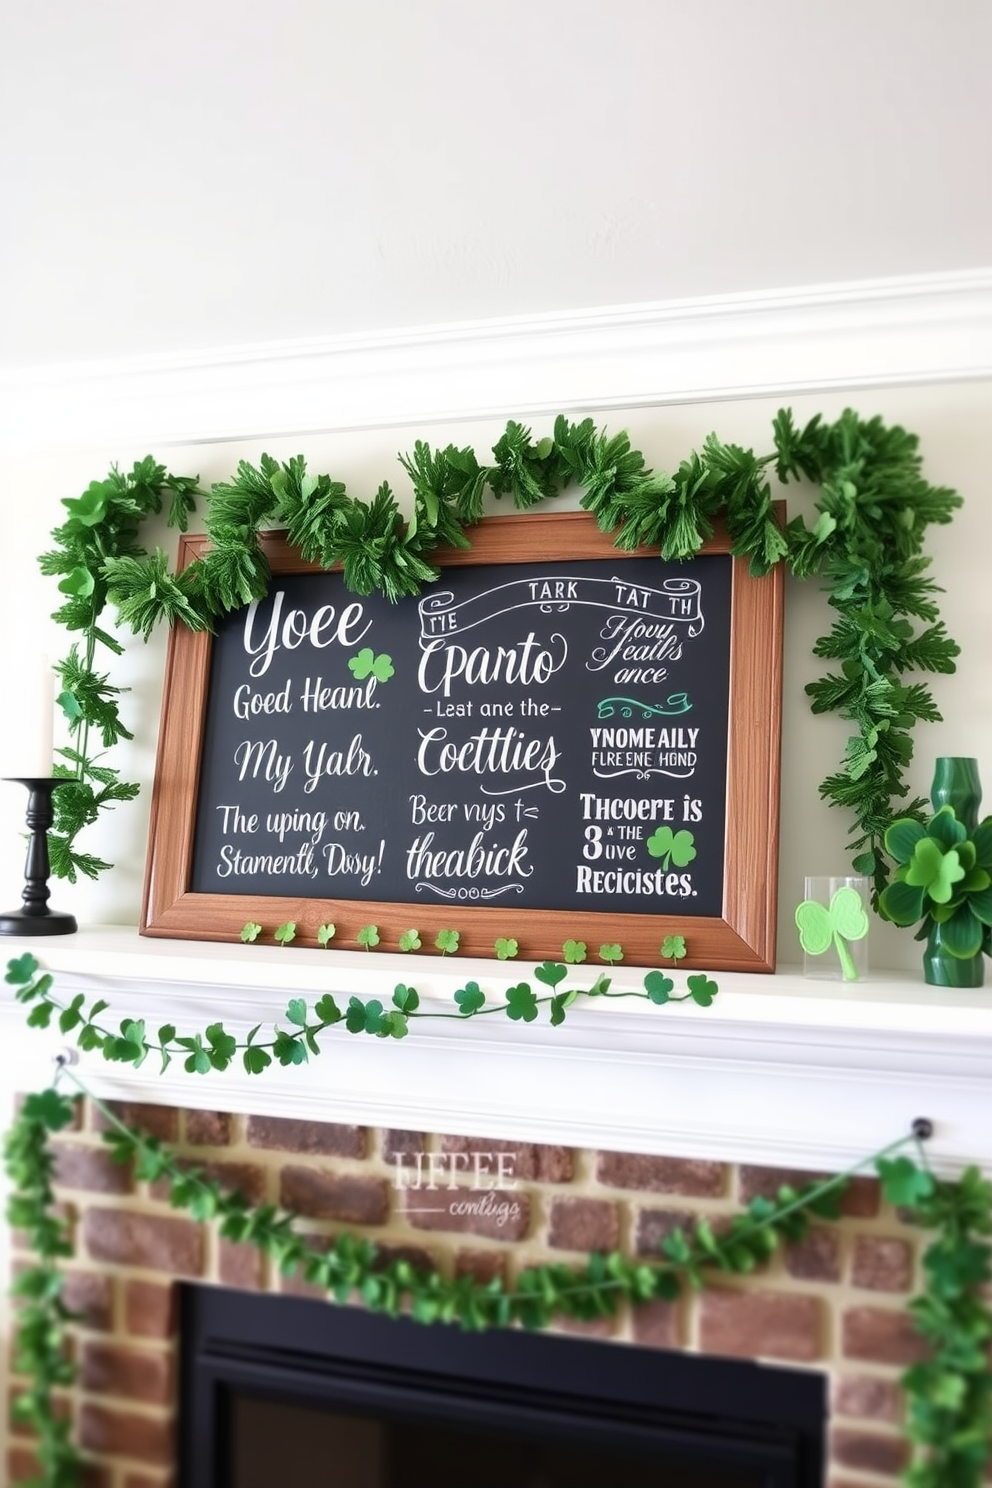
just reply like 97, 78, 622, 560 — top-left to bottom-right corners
5, 1073, 990, 1488
41, 410, 961, 898
5, 1091, 78, 1488
5, 952, 717, 1074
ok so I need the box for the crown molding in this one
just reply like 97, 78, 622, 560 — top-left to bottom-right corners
2, 269, 991, 454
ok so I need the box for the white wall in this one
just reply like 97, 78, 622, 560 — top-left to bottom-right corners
2, 0, 990, 366
1, 379, 988, 973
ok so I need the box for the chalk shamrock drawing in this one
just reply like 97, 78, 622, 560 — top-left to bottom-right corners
794, 886, 870, 981
646, 826, 697, 869
348, 648, 395, 682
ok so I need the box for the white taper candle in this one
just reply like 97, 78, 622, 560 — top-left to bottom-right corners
34, 656, 55, 777
0, 656, 55, 778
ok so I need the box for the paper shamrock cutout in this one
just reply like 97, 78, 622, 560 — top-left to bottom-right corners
646, 826, 696, 869
795, 885, 869, 981
348, 648, 395, 683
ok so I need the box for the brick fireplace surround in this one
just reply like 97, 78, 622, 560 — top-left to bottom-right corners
8, 1095, 927, 1488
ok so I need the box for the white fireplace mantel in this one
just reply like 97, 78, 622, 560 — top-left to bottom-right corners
1, 927, 989, 1176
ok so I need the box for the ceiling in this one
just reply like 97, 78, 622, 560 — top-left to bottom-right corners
2, 0, 990, 369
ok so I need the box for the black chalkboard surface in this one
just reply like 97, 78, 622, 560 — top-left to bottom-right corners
143, 512, 783, 970
190, 554, 732, 917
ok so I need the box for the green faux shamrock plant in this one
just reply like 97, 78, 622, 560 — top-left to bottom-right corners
878, 805, 992, 958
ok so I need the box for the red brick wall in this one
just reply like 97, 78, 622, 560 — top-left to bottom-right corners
7, 1100, 924, 1487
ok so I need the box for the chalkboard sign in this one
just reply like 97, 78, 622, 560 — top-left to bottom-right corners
143, 512, 783, 970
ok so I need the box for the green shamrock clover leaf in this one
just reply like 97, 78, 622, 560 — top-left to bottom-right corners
686, 974, 718, 1007
562, 939, 587, 964
877, 1155, 935, 1209
357, 924, 380, 950
273, 921, 296, 946
505, 982, 539, 1022
435, 929, 460, 956
363, 1000, 389, 1035
904, 837, 966, 905
398, 929, 422, 952
660, 934, 686, 962
317, 923, 336, 947
494, 937, 518, 961
644, 970, 674, 1004
346, 996, 386, 1034
646, 826, 697, 869
5, 953, 39, 985
20, 1088, 76, 1131
380, 1011, 409, 1040
57, 566, 95, 598
454, 981, 485, 1015
348, 648, 395, 683
62, 482, 110, 527
57, 688, 83, 721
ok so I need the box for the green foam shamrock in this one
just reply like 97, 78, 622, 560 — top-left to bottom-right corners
795, 886, 869, 981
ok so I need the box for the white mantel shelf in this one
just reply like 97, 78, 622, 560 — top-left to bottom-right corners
1, 927, 990, 1176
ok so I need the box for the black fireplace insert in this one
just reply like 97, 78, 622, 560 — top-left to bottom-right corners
178, 1285, 825, 1487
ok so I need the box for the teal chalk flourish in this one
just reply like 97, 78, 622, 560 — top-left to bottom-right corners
596, 694, 691, 720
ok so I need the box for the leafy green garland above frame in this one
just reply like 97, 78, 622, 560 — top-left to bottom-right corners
6, 1071, 991, 1488
42, 409, 961, 901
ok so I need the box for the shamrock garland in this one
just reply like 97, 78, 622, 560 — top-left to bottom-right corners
5, 1075, 990, 1488
5, 952, 717, 1076
40, 410, 961, 898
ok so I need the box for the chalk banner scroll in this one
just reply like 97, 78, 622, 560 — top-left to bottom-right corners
142, 512, 783, 970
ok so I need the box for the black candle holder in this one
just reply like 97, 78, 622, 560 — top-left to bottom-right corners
0, 778, 77, 935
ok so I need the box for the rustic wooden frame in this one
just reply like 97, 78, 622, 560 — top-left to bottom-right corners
142, 512, 783, 970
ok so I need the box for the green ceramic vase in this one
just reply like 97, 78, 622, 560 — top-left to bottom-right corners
922, 756, 985, 988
